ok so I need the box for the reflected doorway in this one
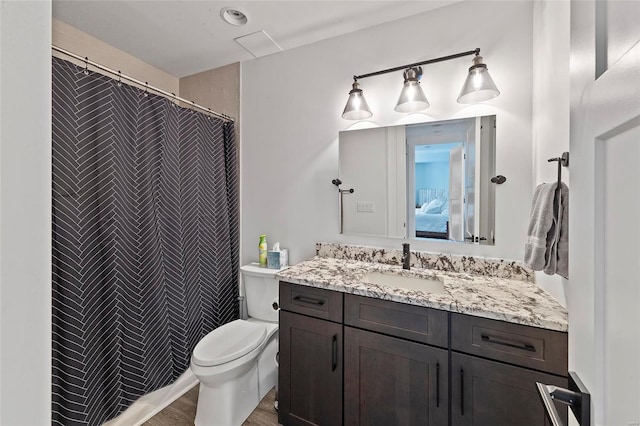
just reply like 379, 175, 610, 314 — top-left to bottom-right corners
406, 116, 495, 243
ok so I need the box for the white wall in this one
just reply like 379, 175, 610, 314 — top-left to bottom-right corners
532, 0, 570, 306
0, 1, 52, 424
241, 1, 534, 265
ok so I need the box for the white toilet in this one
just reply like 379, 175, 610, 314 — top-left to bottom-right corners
190, 263, 280, 426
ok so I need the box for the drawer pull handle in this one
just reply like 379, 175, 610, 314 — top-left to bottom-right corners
293, 295, 325, 306
436, 362, 440, 408
331, 334, 338, 372
481, 334, 536, 352
460, 368, 464, 415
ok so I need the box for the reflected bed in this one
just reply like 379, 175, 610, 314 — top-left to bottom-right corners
415, 208, 449, 239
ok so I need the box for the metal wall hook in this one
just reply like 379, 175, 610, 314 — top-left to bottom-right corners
143, 82, 149, 97
117, 71, 122, 87
490, 175, 507, 184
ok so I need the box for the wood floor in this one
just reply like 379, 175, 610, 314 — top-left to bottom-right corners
143, 385, 279, 426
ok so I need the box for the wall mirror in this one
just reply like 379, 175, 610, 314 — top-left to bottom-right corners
338, 115, 496, 245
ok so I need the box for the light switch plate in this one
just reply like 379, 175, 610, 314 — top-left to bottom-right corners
357, 202, 375, 213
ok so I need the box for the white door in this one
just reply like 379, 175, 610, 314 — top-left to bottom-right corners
449, 145, 465, 242
570, 1, 640, 424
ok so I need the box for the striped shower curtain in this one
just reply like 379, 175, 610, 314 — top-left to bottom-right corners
51, 56, 239, 425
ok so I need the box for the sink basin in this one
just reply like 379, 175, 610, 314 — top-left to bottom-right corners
362, 271, 446, 294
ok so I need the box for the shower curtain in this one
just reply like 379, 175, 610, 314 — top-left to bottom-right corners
51, 57, 239, 425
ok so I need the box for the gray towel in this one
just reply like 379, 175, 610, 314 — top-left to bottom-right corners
524, 182, 569, 278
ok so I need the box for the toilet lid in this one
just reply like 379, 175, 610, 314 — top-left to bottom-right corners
192, 320, 267, 367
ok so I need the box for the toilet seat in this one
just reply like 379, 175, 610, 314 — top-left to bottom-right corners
192, 320, 266, 367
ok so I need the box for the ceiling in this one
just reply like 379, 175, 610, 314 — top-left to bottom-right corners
52, 1, 459, 78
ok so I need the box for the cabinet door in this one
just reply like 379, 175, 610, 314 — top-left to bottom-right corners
451, 352, 567, 426
279, 311, 342, 426
344, 327, 448, 425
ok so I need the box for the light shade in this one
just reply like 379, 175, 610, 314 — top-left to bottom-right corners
342, 81, 373, 120
394, 67, 429, 113
457, 55, 500, 104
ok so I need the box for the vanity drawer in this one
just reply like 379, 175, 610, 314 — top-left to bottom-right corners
451, 313, 568, 376
344, 293, 448, 348
279, 282, 343, 323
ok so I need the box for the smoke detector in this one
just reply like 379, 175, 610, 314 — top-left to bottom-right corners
220, 7, 248, 26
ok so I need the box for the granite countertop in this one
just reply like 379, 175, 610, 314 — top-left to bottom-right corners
276, 256, 568, 332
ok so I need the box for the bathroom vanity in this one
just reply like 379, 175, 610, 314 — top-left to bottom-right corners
276, 253, 568, 426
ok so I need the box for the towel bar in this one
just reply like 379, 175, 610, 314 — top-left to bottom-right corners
548, 152, 570, 185
547, 152, 569, 205
332, 178, 354, 234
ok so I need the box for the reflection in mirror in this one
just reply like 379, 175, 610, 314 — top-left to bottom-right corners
338, 115, 496, 245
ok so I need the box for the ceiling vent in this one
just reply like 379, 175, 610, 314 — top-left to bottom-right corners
234, 30, 283, 58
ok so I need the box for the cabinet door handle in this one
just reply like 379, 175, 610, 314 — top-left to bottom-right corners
331, 334, 338, 372
460, 368, 464, 415
293, 295, 325, 306
481, 334, 536, 352
436, 362, 440, 408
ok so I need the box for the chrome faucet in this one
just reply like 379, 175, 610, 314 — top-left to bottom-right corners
401, 243, 411, 270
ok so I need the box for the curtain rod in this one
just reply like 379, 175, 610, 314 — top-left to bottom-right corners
52, 45, 234, 123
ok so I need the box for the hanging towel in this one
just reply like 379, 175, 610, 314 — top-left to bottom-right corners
543, 183, 569, 278
524, 182, 569, 278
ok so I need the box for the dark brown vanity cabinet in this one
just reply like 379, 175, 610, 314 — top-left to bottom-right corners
279, 282, 569, 426
451, 353, 567, 426
279, 283, 343, 426
344, 328, 448, 425
279, 311, 342, 426
343, 293, 449, 425
450, 313, 569, 426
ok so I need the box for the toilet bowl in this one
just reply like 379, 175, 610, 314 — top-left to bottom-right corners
190, 263, 280, 426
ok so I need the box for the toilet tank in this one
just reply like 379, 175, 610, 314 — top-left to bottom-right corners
240, 263, 280, 322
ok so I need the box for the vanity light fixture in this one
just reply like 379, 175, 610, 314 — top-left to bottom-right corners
394, 67, 430, 113
342, 81, 373, 120
342, 48, 500, 120
457, 54, 500, 103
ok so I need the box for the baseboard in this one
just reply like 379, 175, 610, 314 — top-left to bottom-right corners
102, 369, 199, 426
